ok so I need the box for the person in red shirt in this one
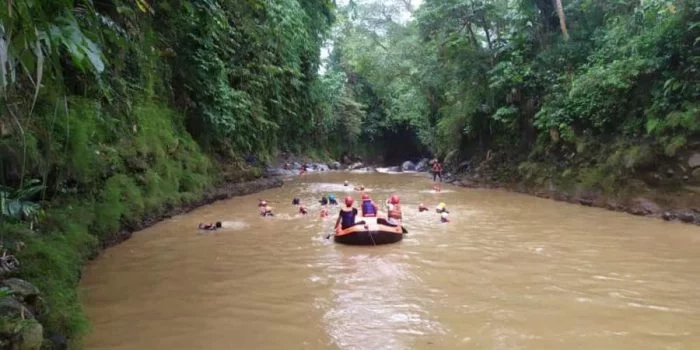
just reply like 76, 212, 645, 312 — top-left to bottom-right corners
431, 158, 443, 182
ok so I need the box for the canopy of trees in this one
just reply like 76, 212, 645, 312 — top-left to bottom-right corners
321, 0, 699, 185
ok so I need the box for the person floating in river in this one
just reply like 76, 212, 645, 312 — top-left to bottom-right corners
328, 194, 338, 206
198, 222, 222, 231
436, 202, 449, 214
360, 193, 378, 217
386, 195, 402, 225
320, 205, 329, 218
440, 212, 450, 223
299, 205, 308, 215
418, 203, 429, 212
319, 196, 328, 206
336, 196, 365, 229
292, 197, 300, 205
259, 200, 274, 217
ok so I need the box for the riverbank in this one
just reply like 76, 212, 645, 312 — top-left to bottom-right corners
0, 172, 283, 350
101, 177, 284, 249
446, 165, 700, 227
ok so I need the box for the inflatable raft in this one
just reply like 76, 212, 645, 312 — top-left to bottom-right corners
334, 216, 407, 245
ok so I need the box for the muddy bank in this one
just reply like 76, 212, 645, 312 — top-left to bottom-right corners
447, 175, 700, 226
101, 177, 284, 250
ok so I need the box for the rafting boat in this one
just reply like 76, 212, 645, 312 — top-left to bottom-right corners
334, 216, 407, 245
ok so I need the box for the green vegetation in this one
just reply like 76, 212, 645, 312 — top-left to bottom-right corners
1, 0, 333, 347
323, 0, 699, 191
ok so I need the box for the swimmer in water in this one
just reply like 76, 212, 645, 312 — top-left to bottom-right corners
299, 205, 308, 215
328, 194, 338, 205
319, 196, 328, 205
418, 203, 429, 212
259, 200, 274, 216
440, 212, 450, 223
320, 205, 329, 218
198, 222, 222, 231
292, 197, 300, 205
436, 202, 449, 214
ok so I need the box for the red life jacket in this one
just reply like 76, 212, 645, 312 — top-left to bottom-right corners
388, 204, 402, 219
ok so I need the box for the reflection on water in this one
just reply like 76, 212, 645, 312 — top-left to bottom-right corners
82, 172, 700, 350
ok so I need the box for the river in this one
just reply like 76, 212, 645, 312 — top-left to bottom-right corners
81, 172, 700, 349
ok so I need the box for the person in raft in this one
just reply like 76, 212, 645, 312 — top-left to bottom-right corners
198, 222, 222, 231
418, 203, 429, 212
360, 193, 378, 217
336, 196, 364, 229
386, 195, 402, 225
328, 193, 338, 205
259, 200, 274, 216
320, 205, 329, 218
436, 202, 449, 214
440, 211, 450, 223
319, 196, 329, 205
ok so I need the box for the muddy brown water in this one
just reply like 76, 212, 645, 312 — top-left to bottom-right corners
81, 172, 700, 350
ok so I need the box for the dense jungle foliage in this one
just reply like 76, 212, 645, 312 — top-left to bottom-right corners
0, 0, 333, 347
325, 0, 699, 191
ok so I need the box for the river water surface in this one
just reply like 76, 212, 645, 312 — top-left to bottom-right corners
82, 172, 700, 349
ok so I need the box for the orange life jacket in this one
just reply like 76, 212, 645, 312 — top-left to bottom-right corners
388, 204, 402, 219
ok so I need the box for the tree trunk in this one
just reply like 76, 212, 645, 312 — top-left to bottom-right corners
554, 0, 569, 41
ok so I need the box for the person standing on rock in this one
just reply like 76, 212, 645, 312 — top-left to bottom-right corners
431, 158, 443, 182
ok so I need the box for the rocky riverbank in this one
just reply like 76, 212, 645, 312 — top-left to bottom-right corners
444, 155, 700, 226
0, 176, 283, 350
101, 177, 284, 249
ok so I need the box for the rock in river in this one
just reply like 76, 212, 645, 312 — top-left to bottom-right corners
628, 197, 662, 216
401, 161, 416, 171
688, 153, 700, 168
415, 158, 429, 172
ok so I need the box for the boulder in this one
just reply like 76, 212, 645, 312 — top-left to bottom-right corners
688, 153, 700, 168
0, 297, 33, 320
312, 163, 329, 172
1, 279, 40, 301
291, 162, 301, 170
675, 209, 697, 223
415, 158, 429, 172
629, 197, 662, 216
0, 279, 43, 315
662, 211, 676, 221
691, 168, 700, 182
401, 161, 416, 171
17, 320, 43, 350
329, 161, 341, 170
348, 162, 364, 170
